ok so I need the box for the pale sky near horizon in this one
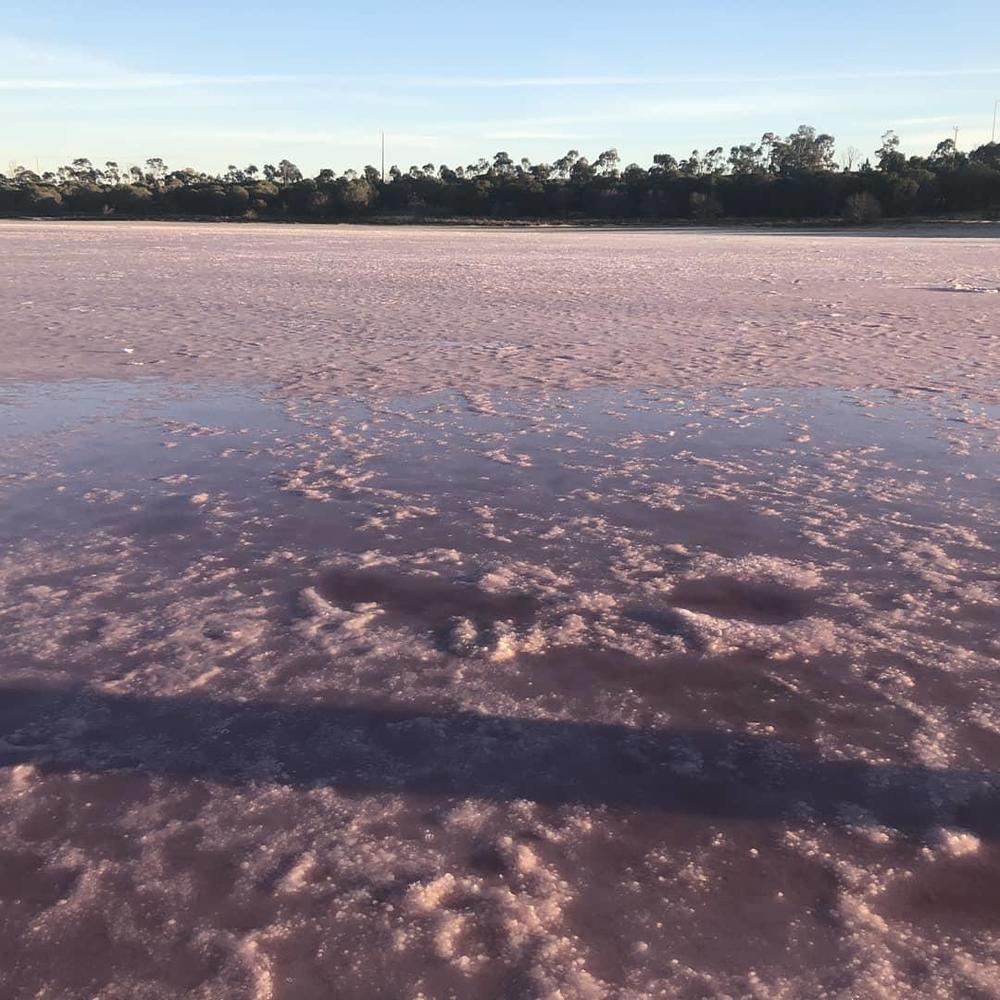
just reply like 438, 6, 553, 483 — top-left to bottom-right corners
2, 0, 999, 176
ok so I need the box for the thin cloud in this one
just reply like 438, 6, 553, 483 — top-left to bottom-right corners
0, 32, 996, 96
378, 68, 1000, 88
483, 131, 599, 141
447, 95, 827, 136
1, 32, 996, 93
893, 115, 964, 126
197, 128, 437, 148
4, 68, 998, 91
0, 74, 308, 91
904, 126, 991, 147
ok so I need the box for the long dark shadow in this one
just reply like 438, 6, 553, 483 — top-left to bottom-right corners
1, 685, 997, 839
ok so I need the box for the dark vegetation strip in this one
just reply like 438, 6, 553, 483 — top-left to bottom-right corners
4, 127, 1000, 224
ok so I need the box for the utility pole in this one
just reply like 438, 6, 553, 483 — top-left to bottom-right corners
380, 130, 385, 183
993, 99, 999, 143
953, 125, 959, 148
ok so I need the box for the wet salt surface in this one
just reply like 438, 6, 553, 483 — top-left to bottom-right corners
1, 379, 998, 998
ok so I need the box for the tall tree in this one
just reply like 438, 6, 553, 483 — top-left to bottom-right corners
278, 160, 302, 186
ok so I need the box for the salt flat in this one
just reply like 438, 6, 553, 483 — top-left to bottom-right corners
0, 224, 997, 998
1, 221, 997, 400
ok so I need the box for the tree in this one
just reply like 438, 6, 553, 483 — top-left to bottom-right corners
553, 150, 580, 178
679, 150, 701, 176
167, 168, 200, 186
595, 149, 620, 176
622, 163, 646, 185
145, 158, 167, 186
26, 184, 63, 215
492, 151, 514, 175
278, 159, 302, 185
342, 177, 376, 212
928, 138, 963, 167
57, 160, 94, 184
72, 158, 99, 183
110, 184, 153, 215
700, 147, 725, 175
728, 143, 765, 175
876, 131, 905, 173
969, 142, 1000, 168
569, 157, 595, 184
14, 165, 42, 184
226, 185, 251, 212
769, 126, 835, 174
843, 192, 882, 223
651, 153, 679, 174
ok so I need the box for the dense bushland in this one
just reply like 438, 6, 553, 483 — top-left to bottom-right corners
3, 127, 999, 223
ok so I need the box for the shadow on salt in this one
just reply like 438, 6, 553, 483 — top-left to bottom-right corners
2, 685, 998, 842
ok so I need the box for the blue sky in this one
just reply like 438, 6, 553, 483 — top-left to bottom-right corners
2, 0, 998, 176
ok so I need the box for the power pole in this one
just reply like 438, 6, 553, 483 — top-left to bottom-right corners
953, 125, 959, 147
380, 130, 385, 183
993, 99, 999, 143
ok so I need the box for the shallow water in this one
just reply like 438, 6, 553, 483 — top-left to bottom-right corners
1, 378, 997, 997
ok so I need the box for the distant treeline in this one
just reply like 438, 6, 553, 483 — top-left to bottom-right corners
4, 127, 1000, 223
